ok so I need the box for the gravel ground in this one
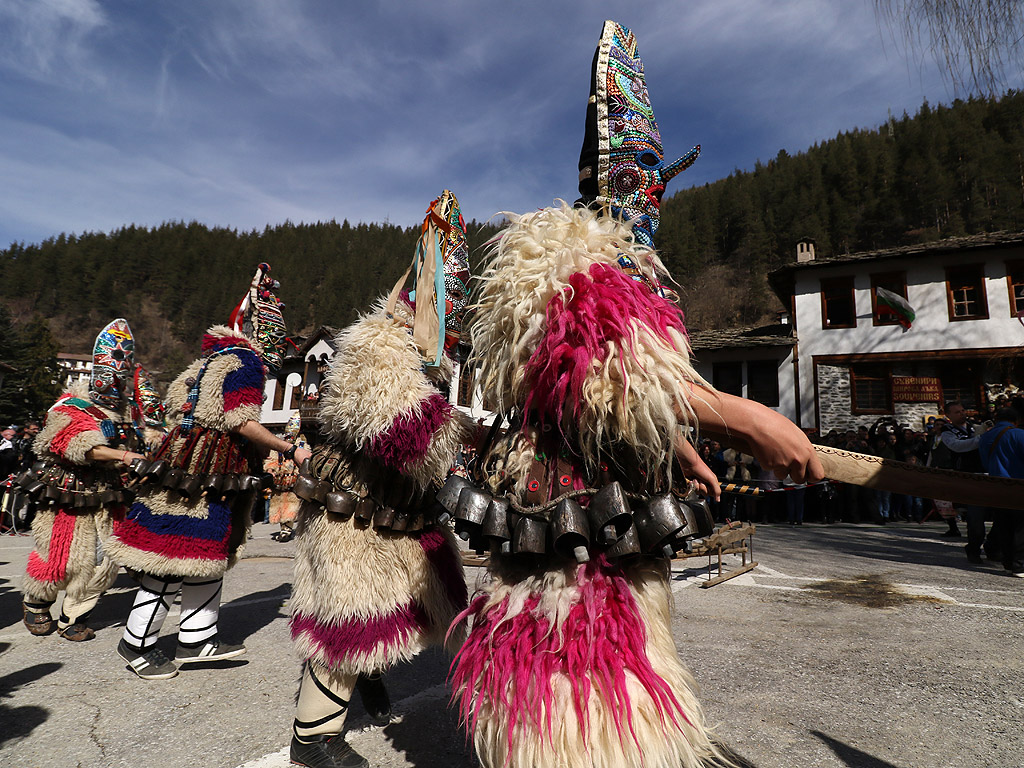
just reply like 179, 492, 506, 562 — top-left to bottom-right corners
1, 519, 1021, 768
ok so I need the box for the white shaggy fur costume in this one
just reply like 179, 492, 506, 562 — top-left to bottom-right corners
288, 296, 472, 745
21, 379, 138, 636
449, 204, 731, 768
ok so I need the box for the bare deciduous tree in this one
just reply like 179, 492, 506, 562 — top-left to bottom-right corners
874, 0, 1024, 94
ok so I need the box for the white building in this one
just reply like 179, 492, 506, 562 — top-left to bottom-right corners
56, 353, 92, 389
688, 322, 798, 423
261, 326, 339, 431
768, 231, 1024, 433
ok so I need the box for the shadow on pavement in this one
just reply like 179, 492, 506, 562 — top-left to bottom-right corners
812, 730, 905, 768
0, 660, 61, 746
88, 571, 144, 632
715, 742, 761, 767
221, 582, 291, 643
360, 648, 476, 768
762, 524, 981, 572
0, 562, 26, 632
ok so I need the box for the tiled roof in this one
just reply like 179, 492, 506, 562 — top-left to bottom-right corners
767, 230, 1024, 305
775, 230, 1024, 274
688, 323, 795, 351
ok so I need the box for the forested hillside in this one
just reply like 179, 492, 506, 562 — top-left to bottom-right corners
3, 91, 1024, 376
1, 219, 502, 376
660, 91, 1024, 327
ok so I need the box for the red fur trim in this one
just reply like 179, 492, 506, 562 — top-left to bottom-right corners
201, 332, 253, 357
450, 557, 692, 755
48, 404, 103, 462
366, 394, 454, 471
223, 386, 263, 411
524, 263, 686, 428
26, 510, 77, 583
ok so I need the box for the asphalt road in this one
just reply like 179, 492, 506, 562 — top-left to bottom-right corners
1, 519, 1021, 768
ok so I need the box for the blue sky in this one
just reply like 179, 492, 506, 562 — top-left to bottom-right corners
0, 0, 1017, 249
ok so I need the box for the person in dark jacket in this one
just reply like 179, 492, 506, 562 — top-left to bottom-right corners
977, 407, 1024, 577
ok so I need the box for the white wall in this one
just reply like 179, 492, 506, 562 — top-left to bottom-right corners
691, 347, 798, 424
793, 248, 1024, 427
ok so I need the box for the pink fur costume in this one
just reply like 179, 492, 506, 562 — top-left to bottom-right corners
288, 298, 473, 677
449, 204, 732, 768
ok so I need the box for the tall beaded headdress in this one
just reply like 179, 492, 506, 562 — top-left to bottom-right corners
90, 318, 135, 408
228, 262, 289, 374
577, 20, 700, 248
131, 364, 166, 428
388, 190, 470, 368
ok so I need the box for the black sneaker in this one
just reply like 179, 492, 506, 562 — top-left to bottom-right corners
117, 639, 179, 680
355, 673, 392, 726
290, 735, 369, 768
174, 637, 246, 663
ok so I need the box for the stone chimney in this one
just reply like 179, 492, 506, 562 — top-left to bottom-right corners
796, 239, 816, 263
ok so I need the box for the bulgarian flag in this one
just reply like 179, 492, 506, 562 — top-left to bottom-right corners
876, 286, 915, 330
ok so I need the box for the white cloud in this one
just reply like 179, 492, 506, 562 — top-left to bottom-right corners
0, 0, 109, 86
0, 0, 1016, 248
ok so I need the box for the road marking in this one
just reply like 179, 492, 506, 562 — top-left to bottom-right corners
672, 558, 1024, 611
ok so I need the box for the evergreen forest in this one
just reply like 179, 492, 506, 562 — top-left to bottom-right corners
3, 91, 1024, 398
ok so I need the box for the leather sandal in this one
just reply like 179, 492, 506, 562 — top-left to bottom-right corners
22, 605, 56, 636
58, 623, 96, 642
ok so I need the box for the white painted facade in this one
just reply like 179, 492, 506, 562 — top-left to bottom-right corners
780, 236, 1024, 431
690, 345, 799, 423
261, 331, 338, 428
56, 353, 92, 389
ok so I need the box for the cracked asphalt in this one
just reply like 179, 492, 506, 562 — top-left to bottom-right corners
1, 519, 1022, 768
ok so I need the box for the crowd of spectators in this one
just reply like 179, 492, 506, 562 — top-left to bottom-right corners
1, 421, 40, 532
697, 398, 1023, 528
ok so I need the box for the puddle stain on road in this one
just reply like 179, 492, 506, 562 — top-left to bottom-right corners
805, 574, 950, 608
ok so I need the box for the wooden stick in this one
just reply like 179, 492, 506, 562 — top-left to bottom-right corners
703, 428, 1024, 510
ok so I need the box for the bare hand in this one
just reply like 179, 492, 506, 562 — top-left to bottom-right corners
743, 408, 824, 484
682, 387, 824, 485
293, 446, 312, 467
673, 433, 721, 501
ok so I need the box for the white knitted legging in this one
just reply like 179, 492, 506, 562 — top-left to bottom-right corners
122, 575, 223, 651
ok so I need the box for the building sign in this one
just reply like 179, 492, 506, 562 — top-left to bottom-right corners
892, 376, 942, 403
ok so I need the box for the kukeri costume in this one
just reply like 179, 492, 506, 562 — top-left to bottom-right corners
448, 22, 730, 768
20, 319, 160, 642
264, 411, 305, 541
287, 192, 473, 768
109, 263, 288, 679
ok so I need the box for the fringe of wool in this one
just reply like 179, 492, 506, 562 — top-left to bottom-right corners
23, 506, 122, 605
470, 203, 707, 477
290, 502, 467, 676
450, 557, 732, 768
26, 509, 77, 584
164, 327, 264, 432
107, 490, 252, 578
35, 380, 126, 465
201, 326, 255, 357
367, 393, 455, 472
269, 491, 300, 524
317, 299, 472, 488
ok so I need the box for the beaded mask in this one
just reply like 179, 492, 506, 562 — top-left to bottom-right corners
132, 364, 166, 428
229, 262, 289, 374
400, 190, 471, 367
90, 318, 135, 408
577, 20, 700, 247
